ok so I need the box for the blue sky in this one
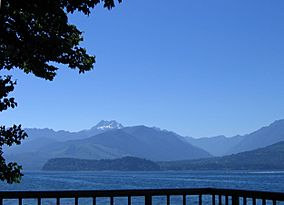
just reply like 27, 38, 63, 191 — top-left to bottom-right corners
2, 0, 284, 138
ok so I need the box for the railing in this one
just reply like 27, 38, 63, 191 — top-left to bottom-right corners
0, 188, 284, 205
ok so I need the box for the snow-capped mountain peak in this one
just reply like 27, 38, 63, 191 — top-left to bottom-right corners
94, 120, 123, 130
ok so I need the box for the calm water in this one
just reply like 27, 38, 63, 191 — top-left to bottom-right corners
0, 171, 284, 204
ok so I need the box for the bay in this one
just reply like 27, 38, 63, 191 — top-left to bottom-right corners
0, 171, 284, 204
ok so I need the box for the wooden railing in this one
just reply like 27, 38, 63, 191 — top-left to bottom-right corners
0, 188, 284, 205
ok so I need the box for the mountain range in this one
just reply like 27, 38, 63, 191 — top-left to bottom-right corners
185, 135, 245, 156
44, 140, 284, 171
159, 141, 284, 170
5, 120, 210, 170
185, 119, 284, 156
5, 119, 284, 170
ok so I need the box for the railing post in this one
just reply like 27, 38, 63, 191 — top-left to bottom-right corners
37, 198, 41, 205
75, 197, 78, 205
243, 197, 247, 205
199, 194, 202, 205
232, 196, 239, 205
212, 194, 216, 205
167, 195, 170, 205
145, 195, 152, 205
128, 196, 131, 205
225, 195, 229, 205
183, 194, 186, 205
56, 197, 60, 205
19, 198, 22, 205
253, 198, 256, 205
110, 196, 114, 205
218, 195, 222, 205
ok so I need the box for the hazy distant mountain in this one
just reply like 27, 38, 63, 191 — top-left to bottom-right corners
24, 120, 124, 142
228, 120, 284, 154
5, 120, 124, 157
184, 120, 284, 156
159, 141, 284, 170
5, 122, 211, 170
24, 128, 78, 142
83, 126, 211, 161
44, 141, 284, 171
6, 119, 284, 170
185, 135, 245, 156
6, 142, 127, 170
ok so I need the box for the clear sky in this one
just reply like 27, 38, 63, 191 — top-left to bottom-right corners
2, 0, 284, 138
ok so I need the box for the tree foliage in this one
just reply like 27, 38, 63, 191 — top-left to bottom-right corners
0, 0, 121, 183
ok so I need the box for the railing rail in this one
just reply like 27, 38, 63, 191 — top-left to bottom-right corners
0, 188, 284, 205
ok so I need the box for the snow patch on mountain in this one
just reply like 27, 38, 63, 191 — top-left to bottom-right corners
94, 120, 124, 130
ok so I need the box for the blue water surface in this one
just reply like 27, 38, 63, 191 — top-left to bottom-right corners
0, 170, 284, 192
0, 171, 284, 204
